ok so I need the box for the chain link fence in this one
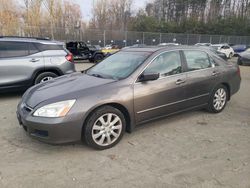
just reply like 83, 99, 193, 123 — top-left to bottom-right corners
4, 26, 250, 47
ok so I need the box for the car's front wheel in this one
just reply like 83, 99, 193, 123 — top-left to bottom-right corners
207, 85, 228, 113
228, 52, 233, 59
83, 106, 126, 150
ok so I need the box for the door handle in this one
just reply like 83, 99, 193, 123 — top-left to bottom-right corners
176, 79, 186, 85
30, 59, 40, 62
212, 71, 220, 76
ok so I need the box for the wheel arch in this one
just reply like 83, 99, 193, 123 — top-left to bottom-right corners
32, 68, 63, 84
221, 82, 231, 101
82, 103, 133, 138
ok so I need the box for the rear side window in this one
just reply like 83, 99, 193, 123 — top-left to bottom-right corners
35, 43, 64, 51
0, 41, 41, 58
0, 41, 29, 58
183, 50, 212, 71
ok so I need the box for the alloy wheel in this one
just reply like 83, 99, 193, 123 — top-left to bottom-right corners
213, 88, 227, 111
40, 76, 53, 83
92, 113, 123, 146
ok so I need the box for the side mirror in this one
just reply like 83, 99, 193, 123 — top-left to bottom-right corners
138, 72, 160, 82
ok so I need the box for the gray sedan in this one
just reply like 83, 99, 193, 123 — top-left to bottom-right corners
17, 46, 241, 150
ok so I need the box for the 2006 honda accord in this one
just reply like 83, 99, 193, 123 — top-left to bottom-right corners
17, 46, 241, 150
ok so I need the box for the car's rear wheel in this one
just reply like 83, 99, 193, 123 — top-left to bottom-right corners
83, 106, 126, 150
94, 54, 104, 63
207, 85, 228, 113
34, 72, 58, 85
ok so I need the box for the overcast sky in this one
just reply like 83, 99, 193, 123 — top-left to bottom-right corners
74, 0, 150, 21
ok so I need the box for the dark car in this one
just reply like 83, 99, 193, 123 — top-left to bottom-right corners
238, 48, 250, 65
66, 41, 104, 62
17, 46, 241, 150
0, 37, 75, 92
232, 45, 249, 56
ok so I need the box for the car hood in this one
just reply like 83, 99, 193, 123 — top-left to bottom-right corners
24, 73, 115, 108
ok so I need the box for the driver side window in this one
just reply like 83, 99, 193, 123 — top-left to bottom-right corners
144, 51, 182, 77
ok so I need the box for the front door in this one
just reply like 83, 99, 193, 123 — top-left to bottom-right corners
133, 50, 187, 124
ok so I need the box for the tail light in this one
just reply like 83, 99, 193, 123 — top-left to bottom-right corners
66, 53, 74, 63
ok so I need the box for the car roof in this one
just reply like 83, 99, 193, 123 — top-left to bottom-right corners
212, 44, 228, 46
0, 36, 64, 45
121, 45, 210, 53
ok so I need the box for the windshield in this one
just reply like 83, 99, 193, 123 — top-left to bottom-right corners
86, 51, 151, 80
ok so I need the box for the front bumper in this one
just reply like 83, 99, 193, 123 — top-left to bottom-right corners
17, 103, 83, 144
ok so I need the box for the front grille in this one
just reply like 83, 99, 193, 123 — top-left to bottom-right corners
34, 130, 49, 137
23, 106, 32, 113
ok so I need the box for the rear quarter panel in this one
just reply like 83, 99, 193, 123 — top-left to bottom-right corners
43, 50, 75, 74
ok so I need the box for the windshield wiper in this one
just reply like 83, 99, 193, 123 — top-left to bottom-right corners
87, 72, 117, 80
90, 73, 104, 78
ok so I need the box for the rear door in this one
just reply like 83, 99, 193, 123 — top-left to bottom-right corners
182, 50, 219, 107
0, 41, 44, 88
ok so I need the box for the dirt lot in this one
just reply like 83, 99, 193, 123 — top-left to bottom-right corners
0, 59, 249, 188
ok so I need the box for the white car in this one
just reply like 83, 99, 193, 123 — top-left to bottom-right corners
211, 44, 234, 59
158, 43, 180, 46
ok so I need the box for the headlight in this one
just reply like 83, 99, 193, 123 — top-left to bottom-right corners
33, 100, 76, 118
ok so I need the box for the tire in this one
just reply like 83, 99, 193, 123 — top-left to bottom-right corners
237, 58, 243, 65
228, 53, 233, 59
94, 54, 104, 63
34, 72, 58, 85
83, 106, 126, 150
207, 85, 228, 113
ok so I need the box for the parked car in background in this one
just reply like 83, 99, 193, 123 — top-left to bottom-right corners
200, 46, 228, 60
66, 41, 105, 62
232, 45, 249, 56
211, 44, 234, 59
0, 36, 75, 92
237, 48, 250, 65
101, 44, 120, 56
158, 43, 180, 46
195, 43, 211, 46
17, 46, 241, 150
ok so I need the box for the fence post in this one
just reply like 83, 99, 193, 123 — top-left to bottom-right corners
125, 31, 128, 47
186, 34, 189, 45
143, 32, 145, 44
160, 33, 162, 43
198, 35, 201, 43
103, 30, 106, 47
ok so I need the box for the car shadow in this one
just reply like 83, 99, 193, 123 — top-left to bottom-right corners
0, 91, 24, 99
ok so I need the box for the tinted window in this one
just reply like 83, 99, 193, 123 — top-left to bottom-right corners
35, 43, 64, 51
222, 46, 230, 49
0, 41, 29, 58
29, 43, 39, 55
145, 51, 182, 77
183, 50, 212, 71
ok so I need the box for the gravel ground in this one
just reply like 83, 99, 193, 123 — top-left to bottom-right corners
0, 59, 249, 188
